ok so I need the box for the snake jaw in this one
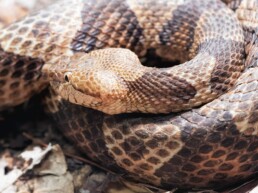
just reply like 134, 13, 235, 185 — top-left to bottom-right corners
50, 81, 104, 108
50, 78, 129, 115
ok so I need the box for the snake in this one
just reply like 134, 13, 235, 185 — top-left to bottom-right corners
1, 0, 258, 191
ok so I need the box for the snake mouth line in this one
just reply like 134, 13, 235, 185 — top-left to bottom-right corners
50, 81, 104, 108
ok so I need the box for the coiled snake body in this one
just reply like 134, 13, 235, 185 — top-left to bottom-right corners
1, 0, 258, 191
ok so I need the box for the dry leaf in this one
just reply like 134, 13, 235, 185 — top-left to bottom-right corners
0, 144, 52, 192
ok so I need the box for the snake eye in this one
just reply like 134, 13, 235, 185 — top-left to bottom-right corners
64, 75, 69, 82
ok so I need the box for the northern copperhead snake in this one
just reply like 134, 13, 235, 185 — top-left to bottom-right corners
1, 0, 258, 191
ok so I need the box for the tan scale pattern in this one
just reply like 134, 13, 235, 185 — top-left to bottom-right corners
97, 65, 258, 190
0, 0, 84, 109
1, 0, 258, 191
0, 50, 46, 110
46, 0, 258, 190
236, 0, 258, 30
126, 0, 180, 48
70, 0, 145, 54
49, 62, 258, 189
44, 0, 246, 115
103, 117, 184, 185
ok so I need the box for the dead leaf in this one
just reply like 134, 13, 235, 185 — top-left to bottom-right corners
0, 144, 52, 192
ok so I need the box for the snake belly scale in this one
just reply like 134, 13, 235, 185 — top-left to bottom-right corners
1, 0, 258, 191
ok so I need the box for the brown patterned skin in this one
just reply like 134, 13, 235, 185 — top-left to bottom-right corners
44, 0, 245, 115
45, 0, 258, 191
0, 0, 245, 114
1, 0, 258, 191
0, 0, 55, 29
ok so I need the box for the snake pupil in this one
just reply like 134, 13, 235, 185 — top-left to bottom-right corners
64, 75, 69, 82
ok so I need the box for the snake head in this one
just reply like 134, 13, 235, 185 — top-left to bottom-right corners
48, 48, 142, 114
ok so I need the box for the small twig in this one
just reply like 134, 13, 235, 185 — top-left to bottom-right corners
23, 132, 48, 147
64, 152, 118, 175
136, 182, 174, 192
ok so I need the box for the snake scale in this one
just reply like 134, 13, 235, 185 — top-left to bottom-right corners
1, 0, 258, 191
